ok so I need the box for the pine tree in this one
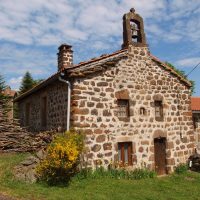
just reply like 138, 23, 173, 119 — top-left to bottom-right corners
0, 74, 11, 117
19, 71, 36, 94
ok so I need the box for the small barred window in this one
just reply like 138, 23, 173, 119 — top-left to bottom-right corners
117, 99, 129, 118
155, 101, 163, 121
140, 107, 146, 115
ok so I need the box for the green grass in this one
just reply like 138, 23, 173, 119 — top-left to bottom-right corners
1, 153, 200, 200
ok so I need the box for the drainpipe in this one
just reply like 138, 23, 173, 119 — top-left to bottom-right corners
58, 76, 71, 131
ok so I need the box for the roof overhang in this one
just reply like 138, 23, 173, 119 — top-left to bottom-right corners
150, 54, 192, 88
14, 72, 60, 102
14, 49, 128, 102
192, 111, 200, 114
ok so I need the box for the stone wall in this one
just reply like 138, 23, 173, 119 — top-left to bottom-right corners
3, 86, 16, 120
71, 45, 195, 173
16, 45, 195, 173
18, 80, 68, 132
193, 113, 200, 152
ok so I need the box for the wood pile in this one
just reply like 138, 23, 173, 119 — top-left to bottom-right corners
0, 105, 53, 152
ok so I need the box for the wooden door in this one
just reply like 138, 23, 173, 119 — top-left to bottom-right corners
154, 138, 167, 175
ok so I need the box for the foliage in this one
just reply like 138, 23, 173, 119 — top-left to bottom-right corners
0, 74, 11, 117
0, 74, 6, 92
175, 163, 188, 174
19, 71, 44, 94
74, 167, 156, 181
36, 129, 84, 185
165, 62, 195, 94
190, 80, 196, 95
13, 102, 19, 119
2, 153, 200, 200
19, 71, 35, 94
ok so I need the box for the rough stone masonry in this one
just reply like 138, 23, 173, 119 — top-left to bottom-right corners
71, 45, 194, 173
15, 8, 195, 174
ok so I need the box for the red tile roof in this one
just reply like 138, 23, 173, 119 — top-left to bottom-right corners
191, 97, 200, 111
3, 87, 16, 97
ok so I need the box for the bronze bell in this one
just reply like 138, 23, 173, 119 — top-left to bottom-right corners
130, 22, 139, 39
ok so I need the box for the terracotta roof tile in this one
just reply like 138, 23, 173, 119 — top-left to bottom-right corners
3, 87, 16, 97
191, 97, 200, 111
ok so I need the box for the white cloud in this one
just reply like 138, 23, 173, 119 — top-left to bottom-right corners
0, 0, 180, 46
176, 57, 200, 67
0, 43, 56, 77
8, 76, 23, 90
0, 0, 199, 48
0, 0, 200, 92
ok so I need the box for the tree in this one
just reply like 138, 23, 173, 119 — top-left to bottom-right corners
165, 62, 195, 94
0, 74, 11, 117
19, 71, 36, 94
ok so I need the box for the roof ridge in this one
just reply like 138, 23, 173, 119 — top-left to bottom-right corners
61, 48, 128, 72
14, 48, 128, 102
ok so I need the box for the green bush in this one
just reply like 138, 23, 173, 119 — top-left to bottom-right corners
175, 164, 188, 174
73, 167, 156, 181
36, 129, 84, 185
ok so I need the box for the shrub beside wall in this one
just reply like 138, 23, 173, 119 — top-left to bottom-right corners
36, 129, 84, 185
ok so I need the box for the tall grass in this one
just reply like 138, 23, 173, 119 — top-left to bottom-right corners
73, 167, 156, 181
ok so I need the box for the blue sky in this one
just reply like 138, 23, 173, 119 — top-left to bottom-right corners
0, 0, 199, 95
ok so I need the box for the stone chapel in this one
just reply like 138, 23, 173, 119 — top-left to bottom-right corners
15, 8, 195, 175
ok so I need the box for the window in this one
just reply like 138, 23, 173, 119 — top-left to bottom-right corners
155, 101, 163, 121
193, 116, 197, 130
41, 96, 47, 127
25, 103, 30, 126
118, 142, 132, 166
140, 107, 146, 115
117, 99, 129, 118
193, 113, 200, 129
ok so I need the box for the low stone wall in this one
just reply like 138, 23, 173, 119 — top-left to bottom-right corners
14, 149, 46, 183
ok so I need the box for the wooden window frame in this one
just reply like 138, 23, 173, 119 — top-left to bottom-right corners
117, 99, 130, 118
155, 100, 163, 121
118, 142, 132, 166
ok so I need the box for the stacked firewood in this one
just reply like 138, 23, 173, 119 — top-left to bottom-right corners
0, 105, 53, 152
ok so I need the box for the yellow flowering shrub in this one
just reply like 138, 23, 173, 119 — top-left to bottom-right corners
36, 129, 84, 184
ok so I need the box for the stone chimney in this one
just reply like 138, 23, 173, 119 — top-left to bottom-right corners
57, 44, 73, 71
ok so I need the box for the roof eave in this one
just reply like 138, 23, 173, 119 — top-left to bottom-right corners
14, 73, 60, 102
150, 54, 192, 88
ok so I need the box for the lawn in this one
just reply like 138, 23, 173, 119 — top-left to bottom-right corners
0, 153, 200, 200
